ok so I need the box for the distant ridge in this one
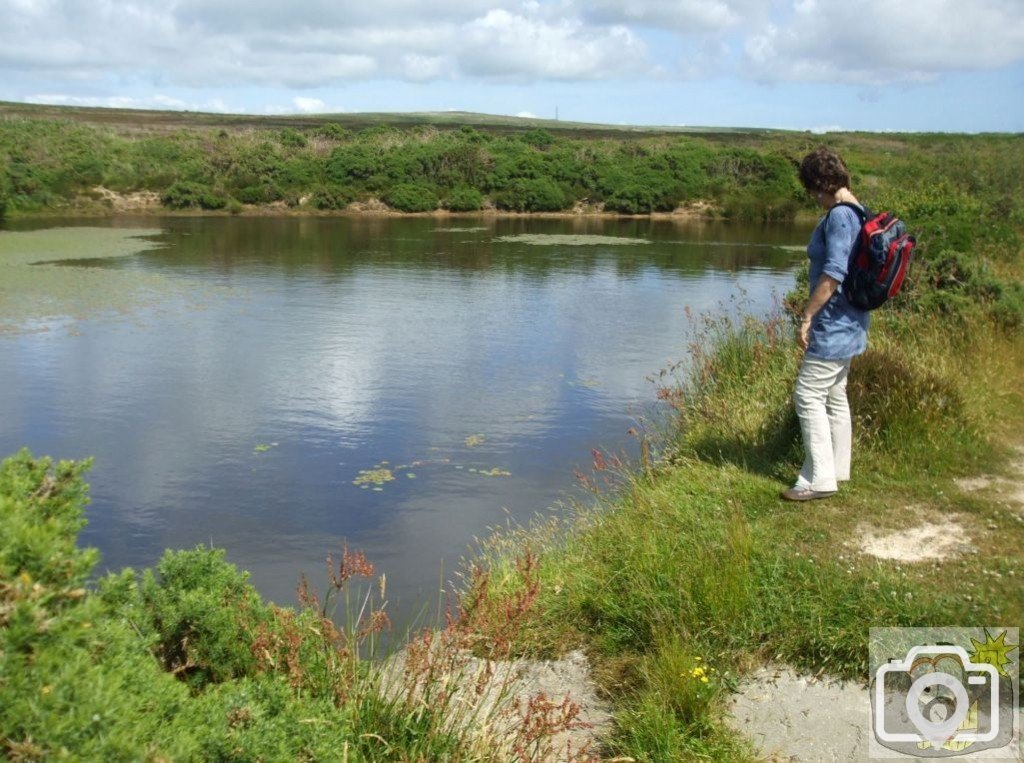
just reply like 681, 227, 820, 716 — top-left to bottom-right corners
0, 100, 788, 137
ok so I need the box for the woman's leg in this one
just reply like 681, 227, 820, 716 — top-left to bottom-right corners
826, 360, 852, 482
793, 358, 848, 492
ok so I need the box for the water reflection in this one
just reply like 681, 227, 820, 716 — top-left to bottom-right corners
0, 215, 807, 631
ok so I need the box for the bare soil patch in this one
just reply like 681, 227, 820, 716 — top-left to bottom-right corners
90, 186, 161, 212
854, 511, 974, 563
955, 444, 1024, 515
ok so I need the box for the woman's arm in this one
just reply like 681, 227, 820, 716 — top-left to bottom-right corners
798, 275, 841, 350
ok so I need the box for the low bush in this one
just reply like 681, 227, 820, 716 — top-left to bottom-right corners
495, 177, 567, 212
445, 185, 484, 212
234, 183, 283, 205
161, 181, 228, 210
908, 249, 1024, 329
384, 183, 437, 212
315, 123, 349, 141
308, 184, 355, 210
276, 128, 307, 149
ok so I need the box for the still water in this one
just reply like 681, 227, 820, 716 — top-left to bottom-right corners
0, 215, 807, 629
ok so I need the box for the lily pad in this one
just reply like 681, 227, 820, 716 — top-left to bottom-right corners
465, 434, 485, 448
353, 468, 395, 487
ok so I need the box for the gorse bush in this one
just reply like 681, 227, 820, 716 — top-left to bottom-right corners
161, 181, 227, 210
235, 182, 283, 204
384, 182, 438, 212
309, 183, 355, 210
445, 184, 484, 212
496, 177, 567, 212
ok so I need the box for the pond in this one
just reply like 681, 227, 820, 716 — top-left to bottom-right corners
0, 215, 808, 631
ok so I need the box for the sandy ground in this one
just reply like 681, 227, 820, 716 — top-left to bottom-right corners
855, 511, 975, 563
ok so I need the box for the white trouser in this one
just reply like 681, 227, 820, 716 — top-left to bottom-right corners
793, 357, 852, 493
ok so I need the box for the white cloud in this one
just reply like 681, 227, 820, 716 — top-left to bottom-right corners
743, 0, 1024, 84
0, 0, 1022, 95
292, 97, 326, 114
401, 54, 450, 82
459, 9, 649, 80
516, 111, 538, 118
581, 0, 764, 32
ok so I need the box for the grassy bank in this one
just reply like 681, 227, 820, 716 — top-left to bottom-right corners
459, 140, 1024, 759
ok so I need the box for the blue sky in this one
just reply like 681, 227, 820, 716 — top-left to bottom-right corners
2, 0, 1022, 132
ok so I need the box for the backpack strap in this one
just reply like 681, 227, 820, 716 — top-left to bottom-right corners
826, 201, 870, 223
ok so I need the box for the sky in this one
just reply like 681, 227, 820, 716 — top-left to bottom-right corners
1, 0, 1022, 132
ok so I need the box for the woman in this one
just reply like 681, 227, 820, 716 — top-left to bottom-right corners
781, 147, 869, 501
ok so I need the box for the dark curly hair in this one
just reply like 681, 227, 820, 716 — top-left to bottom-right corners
799, 147, 851, 195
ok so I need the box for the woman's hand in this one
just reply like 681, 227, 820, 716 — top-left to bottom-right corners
798, 316, 811, 350
799, 276, 840, 352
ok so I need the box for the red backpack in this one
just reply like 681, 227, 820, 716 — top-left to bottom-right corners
830, 202, 916, 311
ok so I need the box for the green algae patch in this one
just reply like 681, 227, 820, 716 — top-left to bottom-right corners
495, 234, 650, 246
0, 227, 222, 335
0, 227, 164, 267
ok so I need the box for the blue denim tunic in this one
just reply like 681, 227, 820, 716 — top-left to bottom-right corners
806, 204, 870, 360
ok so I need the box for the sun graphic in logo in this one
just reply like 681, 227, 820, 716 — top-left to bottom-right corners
968, 629, 1018, 677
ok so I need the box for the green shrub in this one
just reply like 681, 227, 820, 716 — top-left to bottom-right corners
604, 184, 658, 214
495, 177, 567, 212
161, 181, 227, 210
276, 128, 307, 148
521, 129, 555, 149
445, 185, 484, 211
326, 144, 382, 182
130, 548, 271, 689
909, 249, 1024, 328
384, 183, 437, 212
309, 184, 355, 210
235, 183, 283, 204
315, 123, 349, 141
